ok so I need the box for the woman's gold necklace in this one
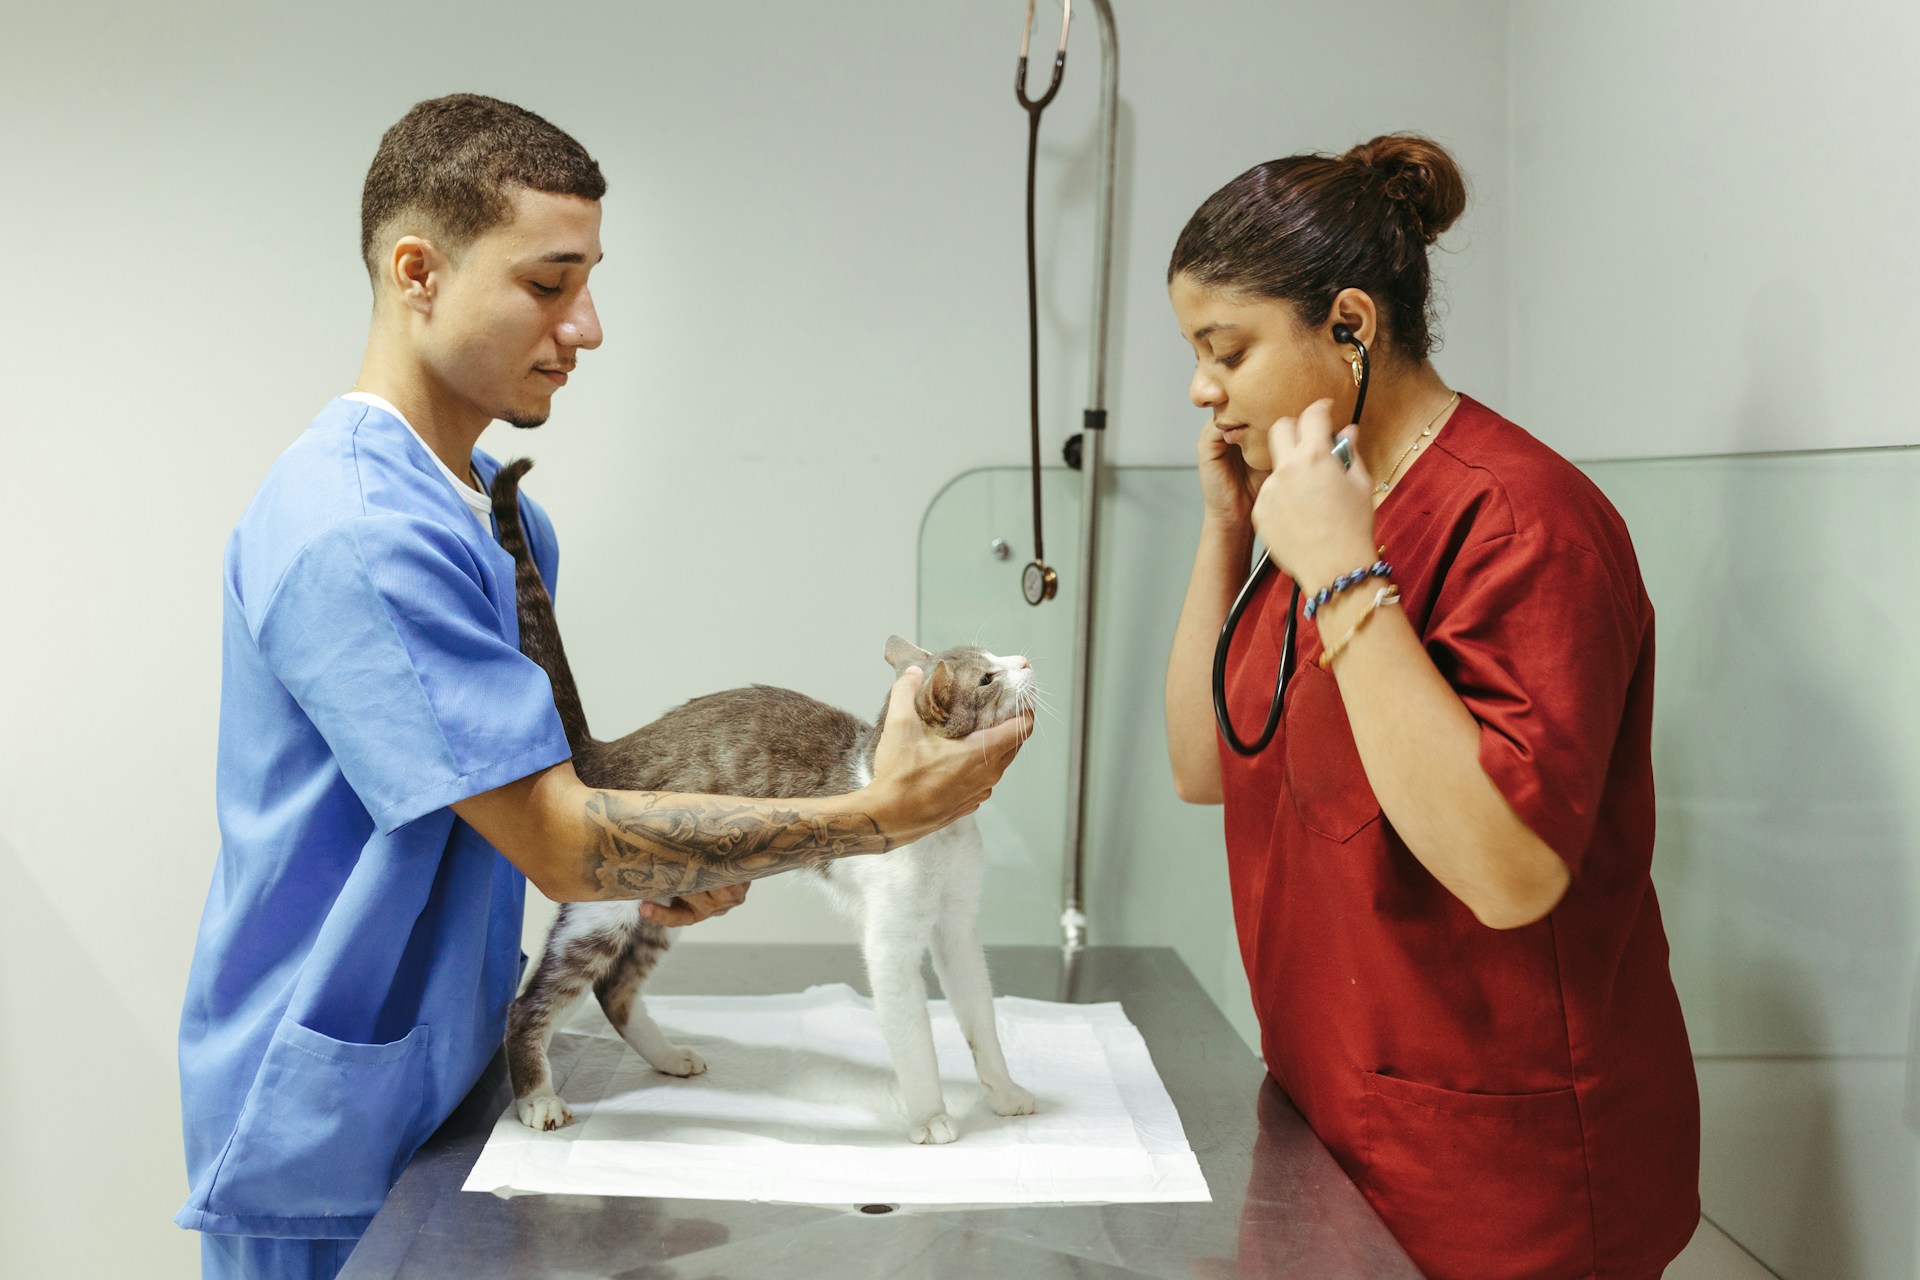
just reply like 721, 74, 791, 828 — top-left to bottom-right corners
1373, 391, 1461, 494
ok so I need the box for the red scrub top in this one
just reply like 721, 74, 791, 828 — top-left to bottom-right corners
1219, 396, 1699, 1280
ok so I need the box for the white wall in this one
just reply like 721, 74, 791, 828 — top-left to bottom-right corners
1510, 0, 1920, 459
9, 1, 1905, 1276
0, 2, 1506, 1277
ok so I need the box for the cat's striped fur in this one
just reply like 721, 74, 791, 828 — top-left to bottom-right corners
490, 459, 1037, 1141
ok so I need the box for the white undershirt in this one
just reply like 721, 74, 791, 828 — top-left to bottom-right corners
343, 391, 493, 532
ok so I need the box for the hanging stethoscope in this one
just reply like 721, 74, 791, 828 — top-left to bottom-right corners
1211, 325, 1368, 755
1016, 0, 1071, 606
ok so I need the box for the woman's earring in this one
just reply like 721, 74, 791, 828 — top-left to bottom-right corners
1349, 349, 1365, 387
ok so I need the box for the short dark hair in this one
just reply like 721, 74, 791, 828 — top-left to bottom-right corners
360, 93, 607, 281
1169, 134, 1467, 361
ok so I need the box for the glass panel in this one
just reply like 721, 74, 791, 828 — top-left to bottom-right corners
917, 466, 1259, 1048
916, 467, 1084, 950
920, 449, 1920, 1276
1581, 449, 1920, 1060
1582, 447, 1920, 1280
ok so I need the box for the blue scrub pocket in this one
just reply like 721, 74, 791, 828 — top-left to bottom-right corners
209, 1019, 434, 1226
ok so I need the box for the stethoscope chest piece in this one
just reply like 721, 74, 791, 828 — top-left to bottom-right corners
1023, 560, 1059, 606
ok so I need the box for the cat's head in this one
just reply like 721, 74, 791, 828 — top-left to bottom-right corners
883, 635, 1036, 738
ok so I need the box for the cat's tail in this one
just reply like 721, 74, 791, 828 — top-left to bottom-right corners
490, 458, 594, 753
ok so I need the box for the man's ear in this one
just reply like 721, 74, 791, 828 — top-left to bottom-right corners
884, 634, 935, 673
917, 660, 955, 720
389, 235, 440, 316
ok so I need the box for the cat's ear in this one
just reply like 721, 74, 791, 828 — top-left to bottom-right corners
917, 660, 956, 722
884, 634, 935, 673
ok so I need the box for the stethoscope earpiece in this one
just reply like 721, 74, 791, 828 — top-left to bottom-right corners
1337, 325, 1370, 423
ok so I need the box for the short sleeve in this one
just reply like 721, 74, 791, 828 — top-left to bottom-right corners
255, 515, 571, 834
1426, 531, 1647, 874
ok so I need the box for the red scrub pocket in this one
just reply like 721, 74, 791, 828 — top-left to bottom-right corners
1284, 663, 1383, 843
1360, 1069, 1595, 1280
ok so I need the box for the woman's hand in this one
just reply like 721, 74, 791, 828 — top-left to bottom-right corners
1196, 417, 1268, 529
1253, 398, 1380, 592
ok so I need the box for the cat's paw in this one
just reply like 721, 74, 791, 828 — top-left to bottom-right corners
651, 1047, 706, 1078
516, 1092, 574, 1131
909, 1113, 959, 1145
985, 1080, 1037, 1117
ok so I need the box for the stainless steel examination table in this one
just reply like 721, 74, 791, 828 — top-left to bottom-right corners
340, 944, 1419, 1279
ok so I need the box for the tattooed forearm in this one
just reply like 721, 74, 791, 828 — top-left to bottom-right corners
580, 791, 894, 899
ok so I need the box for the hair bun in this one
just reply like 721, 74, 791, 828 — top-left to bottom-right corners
1344, 134, 1467, 245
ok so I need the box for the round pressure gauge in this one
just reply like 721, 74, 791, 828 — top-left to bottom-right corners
1022, 560, 1058, 606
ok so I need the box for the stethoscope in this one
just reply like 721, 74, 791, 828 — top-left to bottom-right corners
1016, 0, 1071, 606
1211, 324, 1369, 756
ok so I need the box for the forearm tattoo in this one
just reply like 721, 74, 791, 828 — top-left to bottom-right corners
581, 791, 893, 898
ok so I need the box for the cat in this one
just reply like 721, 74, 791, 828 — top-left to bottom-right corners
490, 458, 1038, 1144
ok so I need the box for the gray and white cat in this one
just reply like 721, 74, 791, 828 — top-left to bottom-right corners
491, 460, 1037, 1144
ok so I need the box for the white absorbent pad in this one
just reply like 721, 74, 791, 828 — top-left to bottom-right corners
463, 983, 1211, 1206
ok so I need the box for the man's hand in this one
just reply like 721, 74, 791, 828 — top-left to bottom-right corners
865, 666, 1032, 847
454, 667, 1030, 905
639, 883, 749, 927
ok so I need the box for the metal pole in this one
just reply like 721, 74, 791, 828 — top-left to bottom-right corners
1060, 0, 1117, 955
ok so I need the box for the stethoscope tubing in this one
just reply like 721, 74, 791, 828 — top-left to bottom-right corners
1212, 329, 1368, 756
1212, 551, 1296, 755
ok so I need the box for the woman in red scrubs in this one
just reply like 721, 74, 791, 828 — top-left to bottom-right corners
1164, 135, 1700, 1279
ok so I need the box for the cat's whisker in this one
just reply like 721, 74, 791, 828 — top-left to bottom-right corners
1020, 689, 1051, 740
1023, 686, 1063, 724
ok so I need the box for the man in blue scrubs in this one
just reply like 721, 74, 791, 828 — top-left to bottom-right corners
176, 94, 1029, 1280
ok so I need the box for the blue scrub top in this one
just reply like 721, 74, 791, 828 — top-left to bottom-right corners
177, 398, 572, 1239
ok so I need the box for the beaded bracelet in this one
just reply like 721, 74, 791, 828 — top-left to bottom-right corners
1319, 586, 1402, 669
1302, 556, 1393, 621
